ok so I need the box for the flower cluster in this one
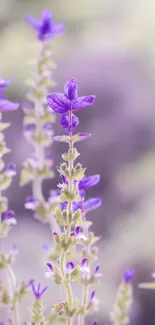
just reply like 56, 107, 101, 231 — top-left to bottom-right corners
38, 78, 102, 325
20, 10, 64, 225
111, 269, 135, 325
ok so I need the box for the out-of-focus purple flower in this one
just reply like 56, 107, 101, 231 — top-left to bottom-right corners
75, 226, 81, 236
25, 195, 38, 210
45, 262, 54, 278
31, 281, 48, 299
79, 175, 100, 191
124, 269, 135, 284
66, 261, 75, 272
4, 210, 17, 225
0, 76, 11, 90
23, 124, 35, 133
93, 321, 98, 325
42, 244, 49, 253
6, 163, 16, 177
60, 113, 79, 132
0, 99, 19, 112
47, 78, 95, 115
26, 10, 64, 41
81, 257, 88, 267
47, 262, 54, 273
83, 198, 102, 212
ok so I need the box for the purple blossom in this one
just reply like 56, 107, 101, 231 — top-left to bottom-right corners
66, 261, 75, 272
81, 257, 88, 267
83, 198, 102, 212
0, 76, 11, 90
26, 10, 64, 41
93, 321, 98, 325
31, 281, 48, 300
47, 78, 96, 114
90, 290, 96, 301
0, 98, 19, 112
64, 78, 78, 100
60, 113, 79, 132
6, 163, 16, 177
79, 174, 100, 191
75, 226, 81, 236
25, 195, 38, 210
4, 210, 17, 225
124, 268, 135, 284
47, 262, 54, 273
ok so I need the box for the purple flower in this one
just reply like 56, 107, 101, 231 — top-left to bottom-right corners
0, 98, 19, 112
60, 114, 79, 132
64, 78, 78, 100
31, 281, 48, 300
25, 195, 38, 210
26, 10, 64, 41
81, 257, 88, 267
47, 262, 54, 273
75, 226, 81, 236
47, 78, 96, 114
66, 261, 75, 272
6, 163, 16, 177
93, 321, 98, 325
4, 210, 17, 225
124, 268, 135, 284
83, 198, 102, 212
79, 174, 100, 191
0, 76, 11, 90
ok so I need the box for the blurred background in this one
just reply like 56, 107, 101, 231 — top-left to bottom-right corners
1, 0, 155, 324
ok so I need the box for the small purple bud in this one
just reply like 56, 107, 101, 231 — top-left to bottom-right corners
62, 174, 68, 184
4, 210, 17, 225
66, 261, 75, 271
6, 163, 16, 177
47, 262, 54, 273
42, 244, 49, 253
75, 226, 81, 236
52, 230, 60, 243
124, 268, 135, 284
90, 290, 96, 301
95, 265, 100, 273
93, 321, 98, 325
31, 280, 48, 300
25, 196, 38, 210
81, 257, 88, 267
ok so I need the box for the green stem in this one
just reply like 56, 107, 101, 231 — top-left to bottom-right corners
6, 265, 19, 325
60, 250, 73, 310
78, 283, 88, 325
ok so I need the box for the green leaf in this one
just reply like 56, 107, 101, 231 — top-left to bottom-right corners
20, 169, 32, 186
53, 135, 70, 143
139, 282, 155, 289
0, 122, 10, 131
0, 174, 12, 191
72, 133, 92, 143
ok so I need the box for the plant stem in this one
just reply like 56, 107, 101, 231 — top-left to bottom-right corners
6, 265, 19, 325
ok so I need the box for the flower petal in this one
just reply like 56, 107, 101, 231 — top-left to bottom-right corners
0, 99, 19, 111
72, 95, 96, 110
26, 15, 40, 30
64, 78, 78, 100
52, 23, 65, 36
60, 114, 79, 132
47, 93, 70, 114
83, 198, 102, 212
79, 174, 100, 190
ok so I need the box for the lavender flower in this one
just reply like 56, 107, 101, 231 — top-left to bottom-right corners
47, 77, 95, 115
124, 268, 135, 284
31, 281, 48, 300
6, 163, 16, 177
26, 10, 64, 41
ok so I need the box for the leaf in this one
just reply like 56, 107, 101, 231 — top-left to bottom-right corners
72, 133, 92, 143
0, 122, 10, 131
20, 169, 32, 186
139, 282, 155, 289
53, 135, 70, 143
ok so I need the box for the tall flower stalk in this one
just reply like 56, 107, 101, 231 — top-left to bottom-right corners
110, 269, 135, 325
45, 78, 102, 325
20, 10, 64, 225
0, 77, 20, 324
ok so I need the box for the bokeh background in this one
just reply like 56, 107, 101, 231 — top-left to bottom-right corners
1, 0, 155, 323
